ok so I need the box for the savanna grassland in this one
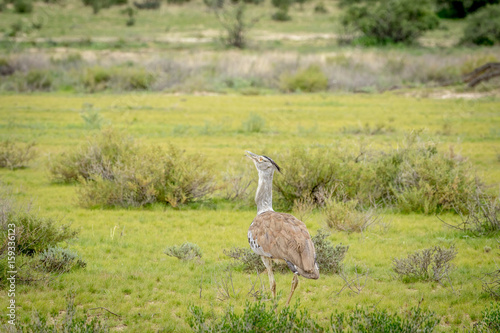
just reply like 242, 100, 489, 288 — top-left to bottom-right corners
0, 93, 499, 331
1, 0, 500, 332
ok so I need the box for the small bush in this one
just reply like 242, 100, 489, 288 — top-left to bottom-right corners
393, 246, 457, 283
14, 0, 33, 13
38, 246, 86, 273
224, 247, 266, 272
472, 303, 500, 332
50, 129, 215, 208
188, 300, 322, 332
331, 305, 439, 333
0, 140, 36, 170
323, 199, 378, 233
165, 242, 202, 261
461, 4, 500, 46
280, 65, 328, 92
312, 229, 348, 274
83, 66, 154, 92
4, 213, 78, 256
272, 8, 291, 21
341, 0, 439, 44
314, 2, 328, 14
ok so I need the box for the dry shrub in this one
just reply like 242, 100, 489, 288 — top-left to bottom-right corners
38, 246, 86, 273
0, 140, 36, 170
323, 199, 379, 233
82, 66, 155, 92
49, 129, 215, 208
393, 246, 457, 283
482, 269, 500, 300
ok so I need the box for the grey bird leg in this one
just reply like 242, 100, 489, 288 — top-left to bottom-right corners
261, 257, 276, 299
285, 273, 299, 306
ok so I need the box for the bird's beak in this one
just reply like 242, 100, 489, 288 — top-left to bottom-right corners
245, 151, 259, 161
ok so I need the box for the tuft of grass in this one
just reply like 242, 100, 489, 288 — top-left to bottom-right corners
241, 112, 266, 133
38, 246, 86, 273
164, 242, 202, 261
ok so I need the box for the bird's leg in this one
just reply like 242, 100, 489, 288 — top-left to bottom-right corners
285, 273, 299, 306
261, 257, 276, 299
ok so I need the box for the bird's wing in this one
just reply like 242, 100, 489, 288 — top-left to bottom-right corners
249, 211, 318, 276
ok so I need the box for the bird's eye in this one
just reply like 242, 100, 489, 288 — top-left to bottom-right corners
259, 157, 263, 162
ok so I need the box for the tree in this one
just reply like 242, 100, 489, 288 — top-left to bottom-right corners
341, 0, 439, 44
211, 2, 259, 48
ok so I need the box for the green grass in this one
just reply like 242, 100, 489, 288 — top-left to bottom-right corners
0, 92, 499, 331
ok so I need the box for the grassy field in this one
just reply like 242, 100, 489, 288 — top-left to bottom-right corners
0, 92, 499, 331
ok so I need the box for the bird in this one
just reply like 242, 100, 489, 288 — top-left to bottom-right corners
245, 151, 319, 306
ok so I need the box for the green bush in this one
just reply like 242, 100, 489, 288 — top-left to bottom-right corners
50, 129, 215, 208
323, 199, 378, 233
461, 4, 500, 46
3, 213, 78, 256
14, 0, 33, 13
165, 242, 202, 261
331, 305, 439, 332
274, 134, 481, 214
0, 140, 36, 169
38, 246, 86, 273
280, 65, 328, 92
241, 112, 266, 133
473, 303, 500, 332
83, 66, 154, 92
436, 0, 500, 18
188, 301, 438, 333
312, 229, 348, 274
188, 300, 322, 332
341, 0, 439, 44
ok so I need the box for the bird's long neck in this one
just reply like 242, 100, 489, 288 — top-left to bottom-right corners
255, 170, 274, 215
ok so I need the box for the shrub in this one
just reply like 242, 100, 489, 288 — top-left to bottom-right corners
341, 0, 439, 44
271, 0, 293, 21
393, 246, 457, 283
280, 65, 328, 92
436, 0, 500, 18
312, 229, 348, 274
461, 4, 500, 46
472, 303, 500, 332
224, 247, 290, 273
164, 242, 202, 261
331, 305, 439, 333
38, 246, 86, 273
82, 0, 127, 14
3, 213, 78, 256
50, 129, 215, 208
188, 300, 322, 332
14, 0, 33, 13
0, 140, 36, 169
323, 199, 379, 233
25, 69, 53, 91
314, 2, 328, 14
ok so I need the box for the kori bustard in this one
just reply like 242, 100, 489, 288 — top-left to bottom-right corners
246, 151, 319, 306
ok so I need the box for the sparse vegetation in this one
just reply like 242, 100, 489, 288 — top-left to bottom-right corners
311, 229, 349, 274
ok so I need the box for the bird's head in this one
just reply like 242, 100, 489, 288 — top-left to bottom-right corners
245, 151, 281, 174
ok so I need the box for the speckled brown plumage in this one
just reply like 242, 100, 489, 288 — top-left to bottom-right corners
249, 211, 319, 280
